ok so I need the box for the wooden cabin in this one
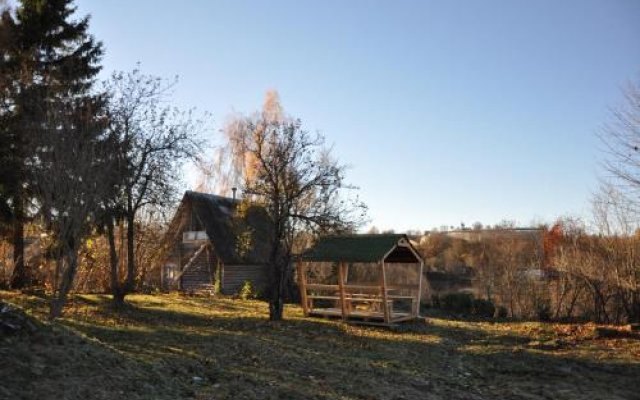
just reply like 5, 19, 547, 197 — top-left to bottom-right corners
298, 234, 424, 326
160, 191, 270, 294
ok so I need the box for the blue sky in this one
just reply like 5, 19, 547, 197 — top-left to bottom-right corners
75, 0, 640, 232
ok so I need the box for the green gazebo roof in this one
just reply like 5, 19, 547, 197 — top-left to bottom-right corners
300, 234, 420, 263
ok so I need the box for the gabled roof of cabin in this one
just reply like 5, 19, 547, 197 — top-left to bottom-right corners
174, 191, 271, 265
300, 234, 422, 264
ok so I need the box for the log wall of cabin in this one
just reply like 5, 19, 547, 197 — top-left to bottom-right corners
162, 203, 211, 290
180, 245, 215, 291
221, 264, 267, 295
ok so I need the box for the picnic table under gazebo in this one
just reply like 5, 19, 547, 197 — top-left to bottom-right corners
297, 234, 424, 326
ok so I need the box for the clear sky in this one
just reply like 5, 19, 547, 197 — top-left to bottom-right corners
75, 0, 640, 232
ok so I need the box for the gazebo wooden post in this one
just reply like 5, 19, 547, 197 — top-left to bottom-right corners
415, 260, 424, 318
343, 263, 349, 285
381, 260, 390, 324
337, 262, 348, 321
297, 261, 309, 316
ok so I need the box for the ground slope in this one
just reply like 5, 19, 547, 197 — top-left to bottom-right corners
1, 292, 638, 400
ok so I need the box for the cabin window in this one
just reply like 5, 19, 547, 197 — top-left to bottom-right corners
163, 264, 178, 282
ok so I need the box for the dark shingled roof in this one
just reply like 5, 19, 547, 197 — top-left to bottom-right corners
301, 234, 421, 263
183, 191, 271, 265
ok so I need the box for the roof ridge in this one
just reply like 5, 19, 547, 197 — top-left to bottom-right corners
185, 190, 238, 203
301, 233, 419, 263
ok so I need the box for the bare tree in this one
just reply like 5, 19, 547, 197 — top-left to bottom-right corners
209, 91, 366, 320
596, 77, 640, 322
102, 68, 203, 307
34, 98, 111, 318
592, 184, 640, 322
601, 78, 640, 202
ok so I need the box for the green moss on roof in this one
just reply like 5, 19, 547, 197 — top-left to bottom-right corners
301, 234, 410, 263
183, 191, 271, 264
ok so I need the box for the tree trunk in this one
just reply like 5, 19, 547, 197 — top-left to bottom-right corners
107, 218, 125, 308
111, 210, 136, 307
268, 260, 285, 321
267, 217, 283, 321
125, 212, 136, 293
566, 284, 581, 320
10, 197, 28, 289
112, 289, 126, 308
49, 251, 79, 319
269, 295, 284, 321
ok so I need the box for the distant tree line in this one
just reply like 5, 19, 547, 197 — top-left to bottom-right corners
418, 213, 639, 324
416, 201, 640, 325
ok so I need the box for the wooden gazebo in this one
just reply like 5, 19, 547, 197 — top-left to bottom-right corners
297, 234, 424, 326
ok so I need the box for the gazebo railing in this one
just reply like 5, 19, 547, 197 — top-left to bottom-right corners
302, 282, 419, 323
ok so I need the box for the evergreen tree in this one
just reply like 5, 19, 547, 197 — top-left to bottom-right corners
0, 0, 103, 288
0, 12, 11, 231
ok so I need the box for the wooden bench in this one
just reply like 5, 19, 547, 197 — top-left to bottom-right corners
306, 291, 419, 318
307, 295, 340, 300
344, 296, 392, 314
306, 294, 341, 311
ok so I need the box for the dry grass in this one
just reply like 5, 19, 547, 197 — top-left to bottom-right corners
1, 291, 639, 400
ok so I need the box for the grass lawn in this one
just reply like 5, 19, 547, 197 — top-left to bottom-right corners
1, 291, 639, 400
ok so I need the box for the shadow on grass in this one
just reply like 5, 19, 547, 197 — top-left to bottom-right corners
3, 292, 640, 400
78, 296, 640, 398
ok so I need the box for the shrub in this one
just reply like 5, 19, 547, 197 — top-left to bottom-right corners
239, 280, 254, 300
139, 282, 159, 295
252, 285, 265, 300
495, 306, 508, 318
213, 266, 222, 295
441, 293, 473, 314
536, 302, 552, 321
430, 294, 441, 309
472, 298, 495, 317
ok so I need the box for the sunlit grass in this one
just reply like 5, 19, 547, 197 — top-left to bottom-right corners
1, 291, 639, 400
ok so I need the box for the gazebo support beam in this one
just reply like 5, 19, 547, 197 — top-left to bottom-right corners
381, 260, 390, 324
337, 262, 348, 321
416, 260, 424, 318
297, 261, 309, 316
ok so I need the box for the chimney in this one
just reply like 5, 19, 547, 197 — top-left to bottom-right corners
231, 187, 237, 200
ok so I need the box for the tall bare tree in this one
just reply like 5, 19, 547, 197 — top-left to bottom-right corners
208, 91, 366, 320
102, 68, 203, 306
602, 78, 640, 201
597, 77, 640, 322
34, 98, 111, 318
592, 184, 640, 322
